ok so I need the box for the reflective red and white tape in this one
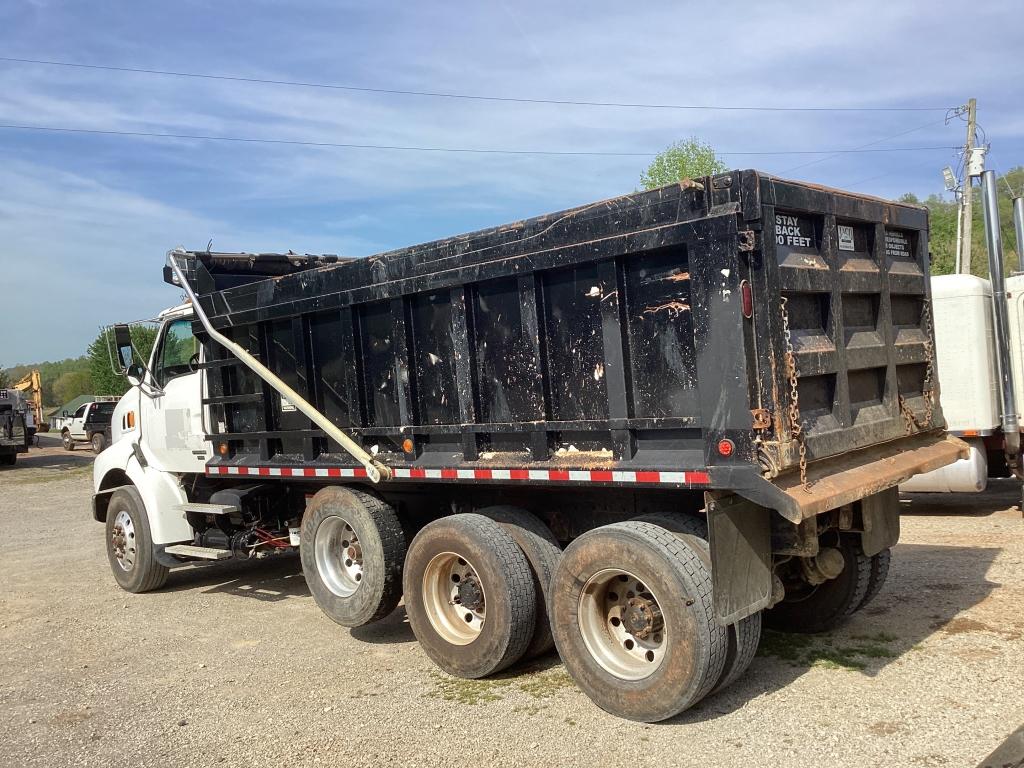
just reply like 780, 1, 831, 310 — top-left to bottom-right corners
205, 464, 710, 486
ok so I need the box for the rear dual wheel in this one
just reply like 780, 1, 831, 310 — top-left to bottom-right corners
475, 506, 561, 659
764, 535, 872, 634
404, 514, 537, 679
551, 521, 727, 722
634, 511, 763, 697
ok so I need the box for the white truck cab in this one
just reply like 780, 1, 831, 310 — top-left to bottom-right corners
93, 303, 212, 578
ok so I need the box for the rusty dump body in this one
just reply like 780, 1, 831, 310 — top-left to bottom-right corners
175, 169, 965, 524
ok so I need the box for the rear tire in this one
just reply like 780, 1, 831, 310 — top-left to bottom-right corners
551, 521, 727, 722
91, 432, 107, 454
404, 514, 536, 679
0, 453, 15, 466
62, 430, 75, 451
856, 548, 891, 611
105, 486, 168, 593
764, 536, 870, 634
634, 511, 762, 696
476, 505, 561, 659
300, 486, 406, 628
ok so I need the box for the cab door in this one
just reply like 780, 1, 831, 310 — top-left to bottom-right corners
69, 404, 89, 440
141, 316, 210, 473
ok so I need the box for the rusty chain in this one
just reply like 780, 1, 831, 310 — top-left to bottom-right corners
898, 301, 936, 434
779, 296, 812, 491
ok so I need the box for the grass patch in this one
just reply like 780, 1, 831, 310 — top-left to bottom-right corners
425, 672, 513, 705
758, 629, 898, 670
517, 669, 575, 700
426, 667, 576, 706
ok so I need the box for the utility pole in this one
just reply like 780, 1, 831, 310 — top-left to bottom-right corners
958, 98, 977, 274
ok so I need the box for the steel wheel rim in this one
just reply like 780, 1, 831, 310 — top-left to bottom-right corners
314, 516, 364, 598
578, 568, 667, 680
422, 552, 486, 645
111, 509, 137, 572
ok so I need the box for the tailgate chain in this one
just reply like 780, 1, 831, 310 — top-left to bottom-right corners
897, 301, 936, 434
779, 297, 812, 492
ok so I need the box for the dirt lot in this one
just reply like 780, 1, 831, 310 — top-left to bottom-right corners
1, 434, 1022, 767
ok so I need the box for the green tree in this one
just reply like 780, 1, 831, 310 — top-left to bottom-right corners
88, 325, 159, 397
0, 368, 8, 389
640, 137, 728, 190
53, 369, 92, 405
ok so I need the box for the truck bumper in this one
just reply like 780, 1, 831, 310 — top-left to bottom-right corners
732, 431, 968, 523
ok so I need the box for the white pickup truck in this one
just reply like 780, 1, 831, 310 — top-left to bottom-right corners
59, 400, 117, 453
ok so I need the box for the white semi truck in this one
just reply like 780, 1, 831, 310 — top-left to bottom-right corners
92, 174, 964, 721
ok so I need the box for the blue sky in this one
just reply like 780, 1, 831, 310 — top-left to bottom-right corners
1, 0, 1022, 363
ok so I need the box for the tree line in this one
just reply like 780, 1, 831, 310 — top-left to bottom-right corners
1, 326, 158, 410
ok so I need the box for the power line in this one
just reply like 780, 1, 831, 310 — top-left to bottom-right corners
0, 122, 963, 157
0, 56, 955, 113
780, 115, 957, 174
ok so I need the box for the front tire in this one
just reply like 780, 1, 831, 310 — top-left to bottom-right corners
404, 514, 536, 679
105, 486, 168, 593
300, 486, 406, 628
62, 430, 75, 451
551, 521, 727, 722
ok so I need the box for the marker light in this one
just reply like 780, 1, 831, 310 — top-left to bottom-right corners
740, 280, 753, 318
717, 439, 735, 457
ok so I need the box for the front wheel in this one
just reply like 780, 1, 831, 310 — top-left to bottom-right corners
551, 521, 727, 722
105, 486, 168, 593
62, 431, 75, 451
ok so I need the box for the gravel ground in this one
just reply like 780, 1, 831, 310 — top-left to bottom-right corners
1, 434, 1022, 767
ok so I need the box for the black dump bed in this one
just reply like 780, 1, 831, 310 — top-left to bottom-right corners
179, 169, 961, 518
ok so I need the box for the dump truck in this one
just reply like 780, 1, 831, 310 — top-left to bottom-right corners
92, 170, 965, 722
0, 388, 30, 466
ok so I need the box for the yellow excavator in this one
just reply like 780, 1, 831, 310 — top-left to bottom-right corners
13, 370, 45, 434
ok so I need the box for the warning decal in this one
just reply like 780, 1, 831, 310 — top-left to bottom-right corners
775, 214, 816, 250
885, 230, 914, 261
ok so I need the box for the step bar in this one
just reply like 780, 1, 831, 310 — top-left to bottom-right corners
163, 544, 233, 560
172, 502, 238, 515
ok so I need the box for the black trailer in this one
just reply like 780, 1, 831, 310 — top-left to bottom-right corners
113, 170, 965, 722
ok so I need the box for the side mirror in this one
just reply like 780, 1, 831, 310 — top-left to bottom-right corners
125, 363, 145, 387
62, 410, 68, 417
113, 324, 134, 372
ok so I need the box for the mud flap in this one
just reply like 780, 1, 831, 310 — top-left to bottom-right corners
706, 492, 772, 625
860, 486, 900, 557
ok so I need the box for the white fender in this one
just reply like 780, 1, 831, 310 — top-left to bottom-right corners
93, 437, 193, 544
